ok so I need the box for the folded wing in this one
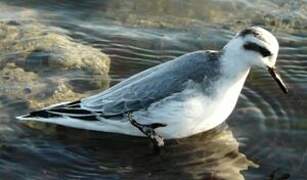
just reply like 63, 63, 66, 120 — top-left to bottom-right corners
80, 50, 220, 117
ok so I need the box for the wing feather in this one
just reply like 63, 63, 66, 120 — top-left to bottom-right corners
23, 51, 220, 121
79, 50, 220, 117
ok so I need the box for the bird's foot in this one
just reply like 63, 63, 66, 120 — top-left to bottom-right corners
127, 112, 167, 153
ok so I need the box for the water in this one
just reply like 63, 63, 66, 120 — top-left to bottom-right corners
0, 0, 307, 179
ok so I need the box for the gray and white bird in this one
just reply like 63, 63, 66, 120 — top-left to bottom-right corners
17, 26, 288, 149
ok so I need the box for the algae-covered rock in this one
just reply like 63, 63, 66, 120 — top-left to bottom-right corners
0, 21, 110, 111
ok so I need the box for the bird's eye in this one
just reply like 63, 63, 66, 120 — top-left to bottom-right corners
243, 42, 272, 57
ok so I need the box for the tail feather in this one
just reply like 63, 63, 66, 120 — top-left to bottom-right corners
16, 101, 143, 136
16, 100, 100, 121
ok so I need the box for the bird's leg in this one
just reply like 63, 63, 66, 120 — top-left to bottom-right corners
127, 112, 167, 152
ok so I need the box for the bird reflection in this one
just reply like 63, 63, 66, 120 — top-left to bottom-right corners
52, 124, 258, 180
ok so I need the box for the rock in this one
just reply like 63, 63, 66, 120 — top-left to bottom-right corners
103, 0, 307, 32
0, 21, 110, 112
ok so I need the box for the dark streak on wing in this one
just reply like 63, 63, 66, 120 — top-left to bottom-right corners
27, 100, 101, 121
49, 108, 92, 114
28, 110, 61, 118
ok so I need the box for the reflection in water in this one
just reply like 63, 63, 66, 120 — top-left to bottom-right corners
0, 0, 307, 179
1, 121, 256, 180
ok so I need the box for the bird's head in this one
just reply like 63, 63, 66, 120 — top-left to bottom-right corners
223, 26, 288, 94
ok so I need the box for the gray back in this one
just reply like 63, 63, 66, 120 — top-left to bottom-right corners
81, 50, 222, 116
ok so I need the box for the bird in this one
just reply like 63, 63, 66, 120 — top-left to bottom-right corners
17, 26, 288, 150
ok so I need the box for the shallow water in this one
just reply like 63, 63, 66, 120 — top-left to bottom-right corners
0, 0, 307, 179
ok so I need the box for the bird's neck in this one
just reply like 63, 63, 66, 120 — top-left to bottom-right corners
220, 51, 251, 81
212, 49, 251, 100
207, 51, 250, 111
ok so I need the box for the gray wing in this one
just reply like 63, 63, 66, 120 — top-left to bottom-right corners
81, 50, 221, 117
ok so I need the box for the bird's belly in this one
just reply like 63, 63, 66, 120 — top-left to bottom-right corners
133, 94, 235, 139
134, 77, 245, 139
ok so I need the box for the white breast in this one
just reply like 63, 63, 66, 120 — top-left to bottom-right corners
133, 68, 249, 139
191, 69, 250, 135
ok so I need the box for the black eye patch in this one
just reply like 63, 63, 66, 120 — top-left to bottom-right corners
243, 42, 272, 57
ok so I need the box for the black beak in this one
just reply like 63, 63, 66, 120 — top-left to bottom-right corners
267, 66, 288, 94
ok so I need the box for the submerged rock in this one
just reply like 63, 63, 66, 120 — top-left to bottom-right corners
0, 21, 110, 114
102, 0, 307, 32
